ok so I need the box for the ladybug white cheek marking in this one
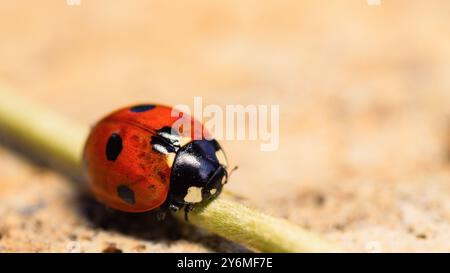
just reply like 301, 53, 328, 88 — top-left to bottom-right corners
215, 149, 228, 167
210, 188, 217, 195
184, 186, 203, 203
221, 175, 227, 185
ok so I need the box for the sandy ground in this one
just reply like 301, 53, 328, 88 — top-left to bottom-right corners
1, 1, 450, 252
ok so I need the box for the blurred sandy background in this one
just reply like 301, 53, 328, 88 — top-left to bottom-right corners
1, 0, 450, 252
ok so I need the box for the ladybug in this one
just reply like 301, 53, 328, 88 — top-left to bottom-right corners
83, 104, 231, 220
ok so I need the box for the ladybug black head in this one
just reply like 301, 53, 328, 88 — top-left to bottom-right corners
169, 139, 228, 205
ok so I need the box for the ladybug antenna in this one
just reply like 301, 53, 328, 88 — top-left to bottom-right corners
228, 165, 239, 177
222, 166, 238, 185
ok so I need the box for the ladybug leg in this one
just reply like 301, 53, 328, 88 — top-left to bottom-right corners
156, 196, 182, 221
169, 203, 182, 212
156, 209, 167, 221
156, 199, 171, 221
167, 198, 184, 214
184, 204, 194, 221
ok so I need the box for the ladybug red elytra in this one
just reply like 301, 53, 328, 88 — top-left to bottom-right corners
83, 104, 230, 220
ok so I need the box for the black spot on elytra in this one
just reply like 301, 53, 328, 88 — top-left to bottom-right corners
106, 133, 123, 162
117, 185, 135, 205
130, 104, 156, 113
